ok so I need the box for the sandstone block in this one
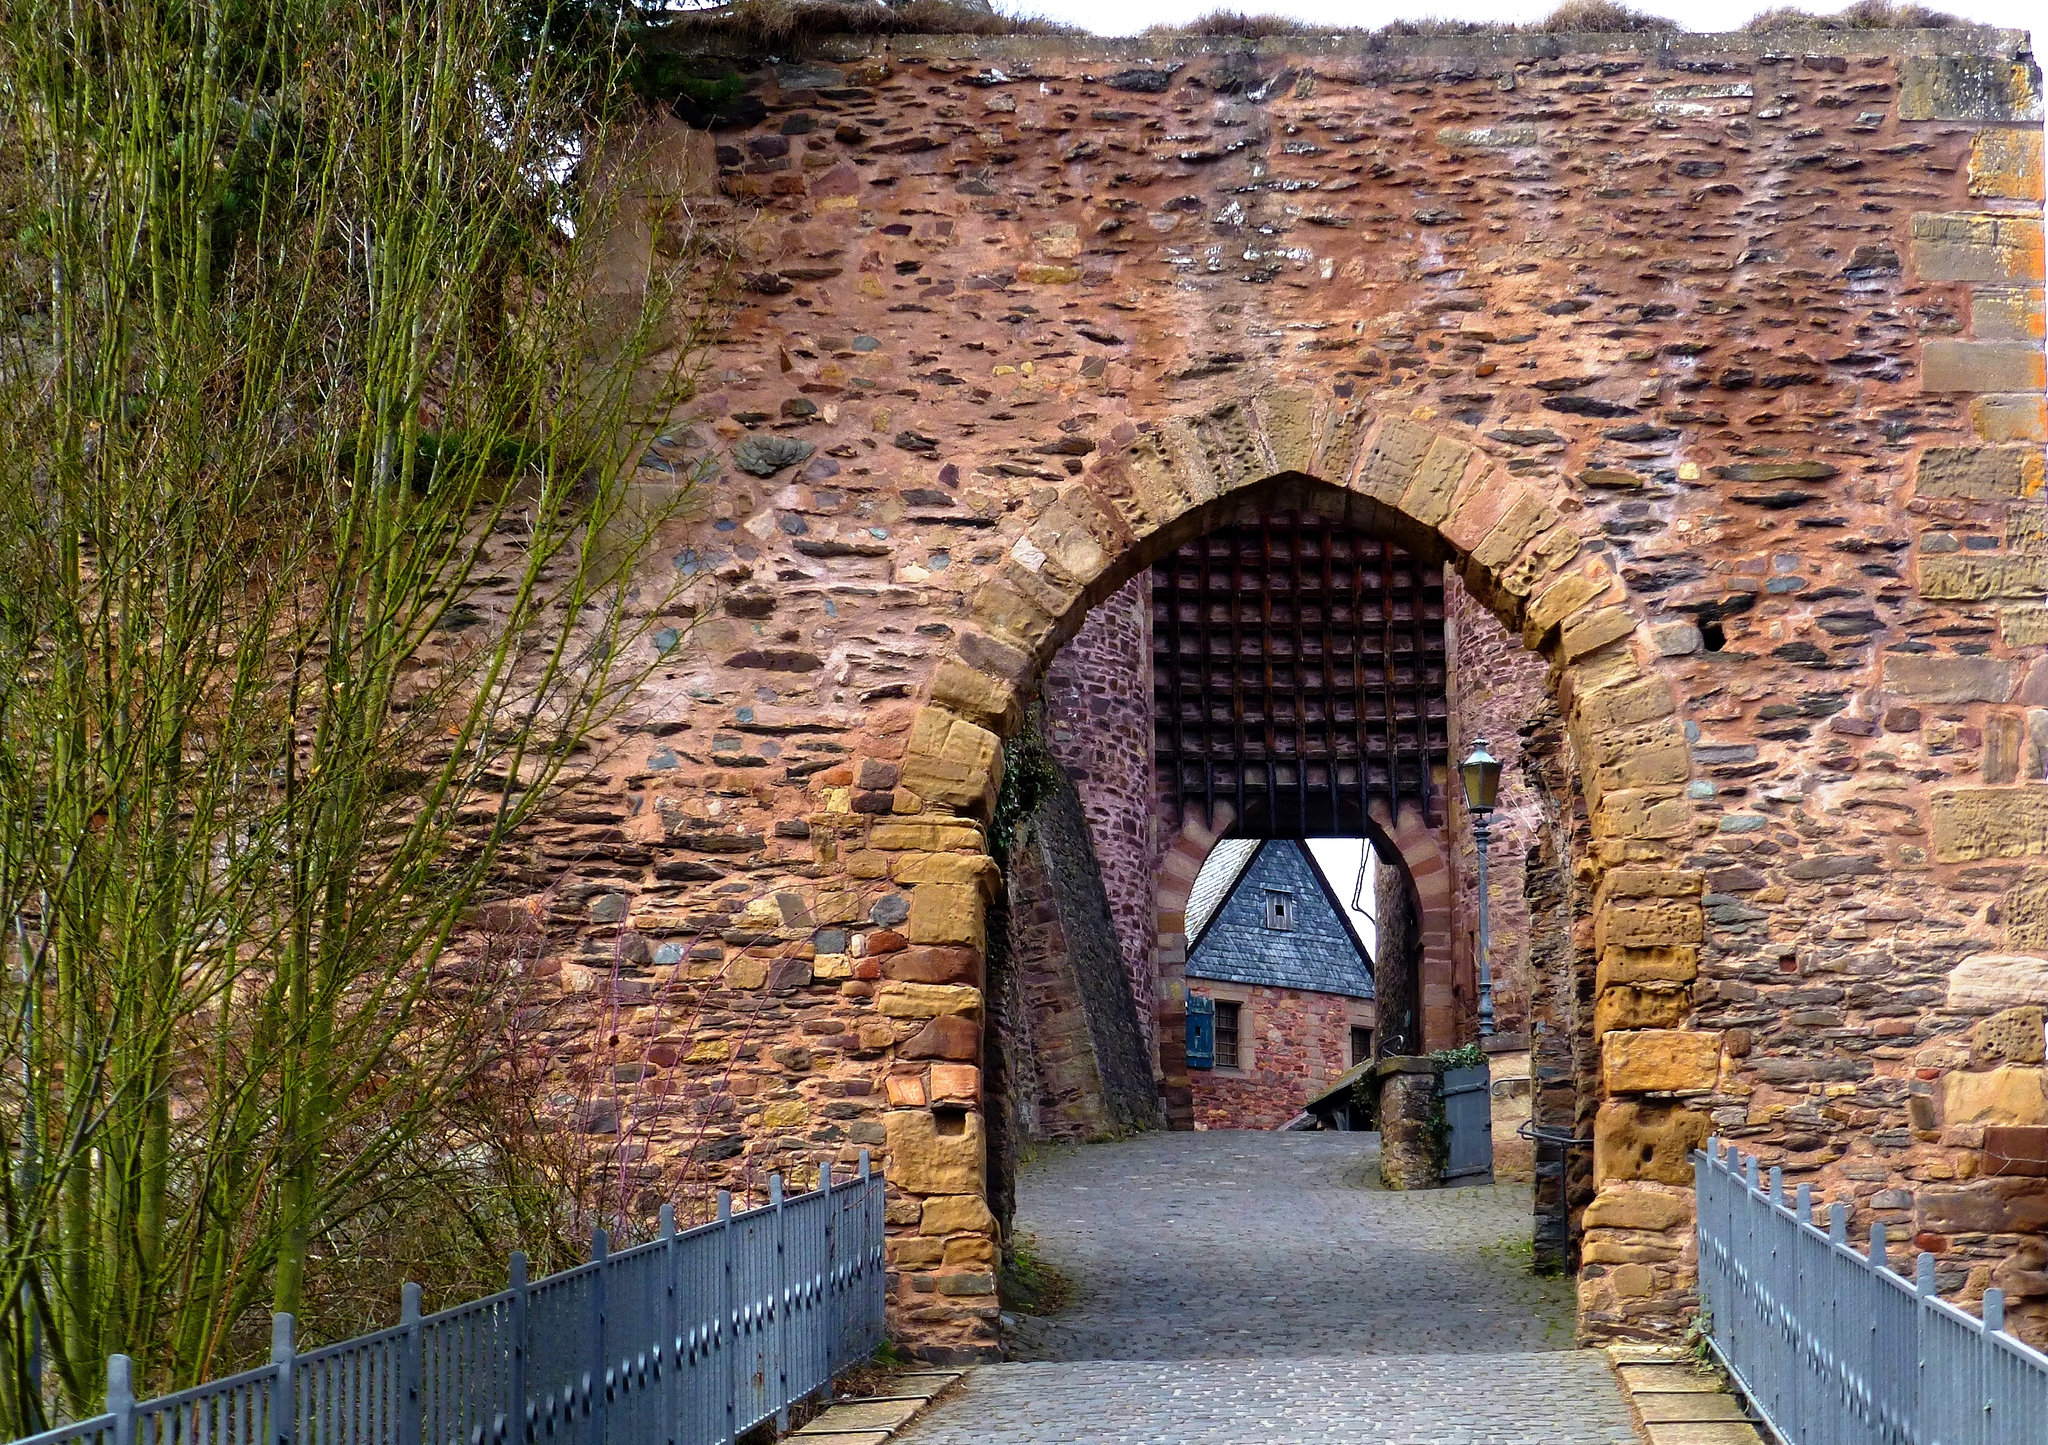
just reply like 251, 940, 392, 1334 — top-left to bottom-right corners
1398, 439, 1482, 529
1352, 417, 1437, 502
760, 1100, 808, 1128
941, 1235, 998, 1271
1918, 554, 2048, 602
920, 1194, 998, 1236
889, 1236, 943, 1267
1915, 444, 2045, 500
1597, 945, 1700, 991
893, 851, 1003, 895
725, 958, 770, 989
899, 708, 1002, 817
1523, 563, 1616, 649
1561, 605, 1636, 663
1931, 789, 2048, 862
1948, 953, 2048, 1011
1985, 1127, 2048, 1178
874, 981, 983, 1019
1910, 212, 2045, 284
1882, 653, 2017, 703
1970, 127, 2047, 201
1582, 1183, 1694, 1233
1596, 867, 1705, 906
1972, 393, 2048, 445
1468, 491, 1560, 573
1898, 55, 2044, 122
929, 1062, 980, 1105
1916, 1178, 2048, 1236
1582, 723, 1692, 792
1254, 387, 1316, 475
882, 946, 983, 986
907, 882, 986, 951
869, 819, 985, 853
1973, 1006, 2047, 1065
898, 1014, 980, 1060
1596, 898, 1706, 952
1594, 788, 1690, 842
970, 577, 1060, 650
1943, 1065, 2048, 1126
1603, 1029, 1722, 1094
1971, 287, 2046, 342
881, 1109, 985, 1195
1594, 1100, 1713, 1186
2006, 870, 2048, 951
1016, 263, 1079, 284
885, 1073, 927, 1107
1573, 676, 1677, 734
934, 1272, 995, 1297
930, 656, 1021, 732
1922, 339, 2047, 394
1594, 985, 1692, 1035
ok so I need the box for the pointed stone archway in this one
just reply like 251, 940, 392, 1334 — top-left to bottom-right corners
883, 395, 1709, 1353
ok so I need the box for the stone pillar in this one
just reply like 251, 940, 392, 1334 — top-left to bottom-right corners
1376, 1059, 1441, 1190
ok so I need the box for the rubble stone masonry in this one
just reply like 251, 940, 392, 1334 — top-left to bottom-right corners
515, 26, 2048, 1359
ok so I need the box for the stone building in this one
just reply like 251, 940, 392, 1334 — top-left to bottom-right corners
1182, 839, 1379, 1129
490, 21, 2048, 1363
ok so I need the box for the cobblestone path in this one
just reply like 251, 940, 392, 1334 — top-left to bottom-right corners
895, 1132, 1640, 1444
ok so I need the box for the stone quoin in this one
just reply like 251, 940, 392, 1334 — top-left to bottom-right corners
509, 24, 2048, 1361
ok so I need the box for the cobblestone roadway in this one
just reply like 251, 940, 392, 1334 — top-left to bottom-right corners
896, 1132, 1639, 1445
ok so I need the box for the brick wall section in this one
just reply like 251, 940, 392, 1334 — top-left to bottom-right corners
1447, 571, 1551, 1039
495, 31, 2048, 1357
1188, 983, 1373, 1129
1044, 573, 1159, 1055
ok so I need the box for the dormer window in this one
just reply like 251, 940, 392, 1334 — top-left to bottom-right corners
1263, 889, 1294, 931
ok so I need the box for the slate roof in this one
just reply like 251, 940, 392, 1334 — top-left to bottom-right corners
1186, 840, 1375, 1000
1183, 837, 1258, 943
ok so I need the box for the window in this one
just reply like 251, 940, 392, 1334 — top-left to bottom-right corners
1214, 1001, 1242, 1069
1262, 889, 1294, 931
1350, 1026, 1373, 1068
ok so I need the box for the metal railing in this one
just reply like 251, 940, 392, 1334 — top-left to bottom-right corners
1696, 1139, 2048, 1445
15, 1157, 887, 1445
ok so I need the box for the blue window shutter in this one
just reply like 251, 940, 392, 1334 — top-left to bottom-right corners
1186, 994, 1215, 1070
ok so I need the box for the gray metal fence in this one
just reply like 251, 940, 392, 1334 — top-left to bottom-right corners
14, 1158, 887, 1445
1696, 1139, 2048, 1445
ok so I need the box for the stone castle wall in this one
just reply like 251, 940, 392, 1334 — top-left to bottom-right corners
502, 27, 2048, 1358
1447, 571, 1552, 1040
1042, 574, 1160, 1057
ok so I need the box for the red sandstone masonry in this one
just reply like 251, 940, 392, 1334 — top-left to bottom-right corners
495, 29, 2048, 1359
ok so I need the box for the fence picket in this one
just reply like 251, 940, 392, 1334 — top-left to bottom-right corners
1696, 1142, 2048, 1445
8, 1173, 885, 1445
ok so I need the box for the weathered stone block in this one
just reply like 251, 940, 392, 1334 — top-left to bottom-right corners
1594, 985, 1691, 1035
1352, 417, 1436, 502
898, 1014, 980, 1061
894, 851, 1003, 895
1254, 387, 1316, 475
1603, 1029, 1722, 1094
875, 981, 983, 1019
1898, 55, 2044, 123
882, 1109, 985, 1195
1596, 898, 1706, 952
907, 881, 986, 950
1948, 953, 2048, 1010
1917, 1178, 2048, 1236
919, 1194, 997, 1236
1596, 867, 1705, 905
1914, 445, 2045, 500
1922, 339, 2047, 394
1882, 653, 2018, 703
2007, 870, 2048, 951
930, 656, 1022, 732
1984, 1126, 2048, 1177
882, 945, 983, 986
1561, 605, 1636, 663
1931, 790, 2048, 862
1909, 213, 2044, 284
1573, 676, 1677, 734
869, 819, 986, 853
1523, 563, 1616, 648
1942, 1065, 2048, 1126
1974, 394, 2048, 444
899, 708, 1003, 817
1971, 287, 2046, 342
1597, 945, 1700, 990
1918, 554, 2048, 601
1973, 1006, 2047, 1065
1969, 128, 2047, 201
1594, 1100, 1712, 1186
1582, 1184, 1693, 1232
1593, 788, 1690, 842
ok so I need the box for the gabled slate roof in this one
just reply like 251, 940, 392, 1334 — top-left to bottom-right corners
1186, 840, 1375, 1000
1183, 837, 1258, 943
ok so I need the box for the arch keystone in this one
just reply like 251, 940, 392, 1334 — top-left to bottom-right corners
1253, 387, 1317, 474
